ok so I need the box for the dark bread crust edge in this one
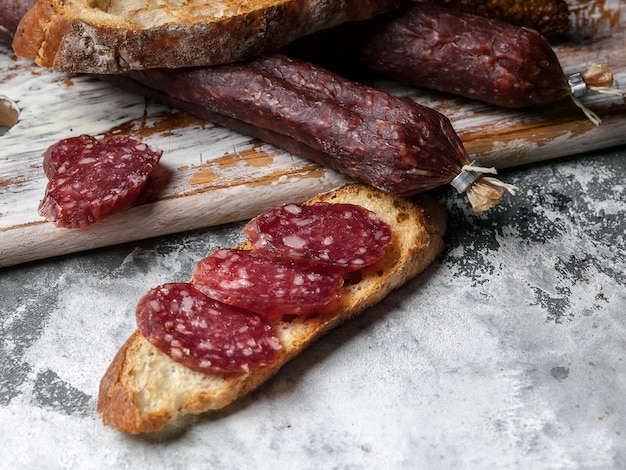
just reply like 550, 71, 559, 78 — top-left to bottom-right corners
13, 0, 403, 73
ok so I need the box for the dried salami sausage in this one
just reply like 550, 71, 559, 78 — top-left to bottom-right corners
287, 4, 570, 108
354, 4, 570, 108
38, 134, 162, 228
136, 282, 282, 374
192, 248, 344, 318
244, 202, 392, 273
111, 53, 471, 197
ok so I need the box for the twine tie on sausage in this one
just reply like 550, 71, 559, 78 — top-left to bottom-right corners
567, 64, 625, 126
461, 164, 498, 175
451, 162, 517, 194
451, 161, 519, 212
477, 176, 520, 194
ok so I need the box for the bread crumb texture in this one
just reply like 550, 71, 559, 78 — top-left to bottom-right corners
73, 0, 291, 26
13, 0, 402, 72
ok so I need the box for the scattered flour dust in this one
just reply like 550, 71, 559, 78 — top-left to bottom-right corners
21, 277, 134, 394
442, 152, 625, 322
0, 401, 102, 468
20, 244, 195, 400
222, 275, 607, 469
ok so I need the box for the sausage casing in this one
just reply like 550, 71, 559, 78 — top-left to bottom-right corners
287, 3, 571, 109
106, 53, 471, 196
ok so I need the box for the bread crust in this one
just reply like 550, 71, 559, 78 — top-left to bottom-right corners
12, 0, 402, 73
97, 183, 447, 434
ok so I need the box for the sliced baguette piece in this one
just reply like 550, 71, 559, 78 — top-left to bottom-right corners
97, 183, 447, 434
12, 0, 402, 73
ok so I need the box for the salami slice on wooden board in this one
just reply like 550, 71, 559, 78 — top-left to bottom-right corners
192, 248, 344, 318
136, 282, 282, 374
245, 202, 392, 274
38, 135, 162, 228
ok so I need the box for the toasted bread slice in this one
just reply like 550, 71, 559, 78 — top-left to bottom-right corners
97, 183, 447, 434
12, 0, 402, 73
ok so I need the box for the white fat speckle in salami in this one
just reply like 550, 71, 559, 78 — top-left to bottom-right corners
294, 217, 315, 227
77, 157, 98, 166
283, 204, 302, 215
38, 134, 162, 229
282, 234, 308, 250
192, 248, 343, 318
136, 282, 281, 374
244, 202, 392, 274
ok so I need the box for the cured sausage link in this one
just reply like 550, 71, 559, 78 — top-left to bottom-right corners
287, 3, 570, 109
115, 53, 471, 196
358, 3, 570, 108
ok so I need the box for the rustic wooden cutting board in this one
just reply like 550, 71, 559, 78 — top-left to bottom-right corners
0, 0, 624, 267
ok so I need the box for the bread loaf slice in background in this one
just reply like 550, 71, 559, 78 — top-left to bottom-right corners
12, 0, 402, 73
97, 183, 447, 434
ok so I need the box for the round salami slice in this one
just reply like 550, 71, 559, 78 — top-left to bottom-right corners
38, 134, 162, 228
136, 282, 282, 374
244, 202, 392, 273
192, 248, 344, 317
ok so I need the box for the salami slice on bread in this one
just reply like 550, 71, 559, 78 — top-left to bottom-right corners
11, 0, 402, 73
97, 183, 446, 434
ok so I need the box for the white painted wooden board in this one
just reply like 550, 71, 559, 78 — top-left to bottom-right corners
0, 0, 624, 267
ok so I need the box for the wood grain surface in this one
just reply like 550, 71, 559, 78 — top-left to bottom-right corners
0, 0, 624, 267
